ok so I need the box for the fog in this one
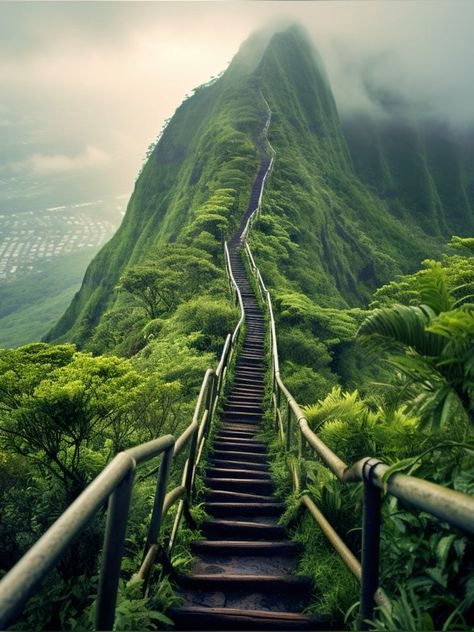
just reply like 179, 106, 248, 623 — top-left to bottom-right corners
1, 1, 473, 210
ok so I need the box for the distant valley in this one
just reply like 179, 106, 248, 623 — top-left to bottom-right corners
0, 195, 124, 346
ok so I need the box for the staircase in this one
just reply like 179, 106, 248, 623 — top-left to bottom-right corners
169, 248, 324, 630
232, 156, 272, 244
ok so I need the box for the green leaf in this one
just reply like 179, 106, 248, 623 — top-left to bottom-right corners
425, 566, 447, 588
381, 457, 418, 494
147, 610, 174, 625
436, 534, 457, 568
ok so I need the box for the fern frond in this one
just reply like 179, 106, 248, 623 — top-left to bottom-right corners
417, 260, 452, 314
302, 386, 365, 429
357, 304, 445, 357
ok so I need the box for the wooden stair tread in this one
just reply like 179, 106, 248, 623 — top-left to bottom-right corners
203, 490, 277, 502
190, 539, 301, 554
178, 572, 311, 590
168, 605, 324, 629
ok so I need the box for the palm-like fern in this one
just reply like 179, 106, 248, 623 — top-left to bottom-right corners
357, 262, 474, 429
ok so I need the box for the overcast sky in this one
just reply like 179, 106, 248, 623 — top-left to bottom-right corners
1, 1, 473, 212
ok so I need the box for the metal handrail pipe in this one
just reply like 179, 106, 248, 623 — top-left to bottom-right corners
301, 495, 361, 581
340, 457, 474, 535
168, 499, 184, 555
162, 485, 186, 518
265, 292, 281, 376
299, 418, 348, 480
191, 368, 213, 425
290, 461, 301, 493
259, 274, 349, 478
127, 434, 175, 465
257, 270, 268, 294
173, 421, 198, 458
224, 241, 245, 342
245, 242, 258, 272
216, 334, 231, 379
376, 463, 474, 535
0, 451, 134, 628
137, 544, 158, 582
143, 444, 174, 558
195, 412, 211, 470
196, 410, 210, 447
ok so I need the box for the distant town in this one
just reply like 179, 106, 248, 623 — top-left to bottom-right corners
0, 204, 123, 282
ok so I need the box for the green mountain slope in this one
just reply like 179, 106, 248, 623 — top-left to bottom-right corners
342, 114, 474, 237
0, 250, 99, 347
249, 26, 440, 306
45, 55, 266, 343
46, 23, 472, 345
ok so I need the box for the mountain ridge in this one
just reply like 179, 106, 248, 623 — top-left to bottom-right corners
45, 23, 472, 345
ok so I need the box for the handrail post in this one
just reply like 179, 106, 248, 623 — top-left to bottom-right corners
286, 402, 292, 451
143, 445, 174, 559
205, 373, 216, 433
272, 393, 278, 432
359, 459, 382, 629
183, 430, 198, 508
298, 429, 304, 460
95, 463, 134, 631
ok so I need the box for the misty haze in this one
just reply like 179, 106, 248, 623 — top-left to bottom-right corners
0, 4, 473, 632
1, 1, 473, 345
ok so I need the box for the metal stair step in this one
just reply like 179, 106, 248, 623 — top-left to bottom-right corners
223, 403, 263, 414
222, 415, 263, 426
202, 490, 277, 504
217, 429, 257, 440
210, 450, 268, 462
178, 573, 311, 592
208, 458, 269, 471
219, 422, 260, 433
212, 440, 267, 452
190, 539, 301, 555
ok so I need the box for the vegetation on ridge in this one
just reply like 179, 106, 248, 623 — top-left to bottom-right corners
0, 21, 473, 631
264, 237, 474, 629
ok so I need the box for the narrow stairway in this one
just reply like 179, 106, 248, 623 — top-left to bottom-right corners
169, 248, 323, 630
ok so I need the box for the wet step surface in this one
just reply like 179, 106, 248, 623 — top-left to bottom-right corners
169, 240, 324, 630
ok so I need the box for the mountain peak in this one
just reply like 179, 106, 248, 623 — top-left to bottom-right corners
225, 21, 315, 78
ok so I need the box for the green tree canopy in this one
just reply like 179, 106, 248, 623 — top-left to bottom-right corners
119, 244, 221, 319
0, 343, 184, 500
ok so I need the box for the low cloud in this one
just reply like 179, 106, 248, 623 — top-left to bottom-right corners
0, 2, 473, 209
9, 145, 110, 175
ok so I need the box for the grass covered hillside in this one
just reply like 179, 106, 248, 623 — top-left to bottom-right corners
47, 24, 472, 348
45, 46, 269, 345
250, 26, 447, 309
343, 114, 474, 237
2, 22, 473, 631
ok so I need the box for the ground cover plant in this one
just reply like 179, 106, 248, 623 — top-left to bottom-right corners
2, 22, 474, 631
270, 237, 474, 629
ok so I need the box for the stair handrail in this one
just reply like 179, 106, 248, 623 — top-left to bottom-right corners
0, 267, 246, 630
244, 237, 474, 620
0, 90, 259, 631
237, 92, 474, 624
225, 241, 245, 347
239, 93, 275, 245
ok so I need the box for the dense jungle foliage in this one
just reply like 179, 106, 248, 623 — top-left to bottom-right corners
1, 22, 474, 631
261, 235, 474, 629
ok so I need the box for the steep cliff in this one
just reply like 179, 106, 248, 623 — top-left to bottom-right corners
47, 23, 472, 343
